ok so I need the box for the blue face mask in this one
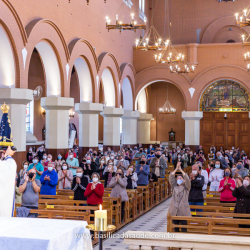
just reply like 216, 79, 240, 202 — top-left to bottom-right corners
177, 179, 183, 185
237, 165, 242, 170
215, 164, 220, 168
58, 156, 62, 160
225, 172, 230, 177
218, 156, 222, 160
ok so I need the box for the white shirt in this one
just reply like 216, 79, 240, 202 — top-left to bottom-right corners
201, 169, 208, 191
0, 157, 17, 217
208, 168, 224, 187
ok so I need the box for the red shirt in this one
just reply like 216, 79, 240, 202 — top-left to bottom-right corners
206, 167, 211, 178
218, 177, 236, 202
84, 183, 104, 205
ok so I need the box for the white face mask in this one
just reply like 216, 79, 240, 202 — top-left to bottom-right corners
69, 155, 73, 159
62, 166, 67, 170
178, 155, 181, 158
120, 159, 124, 162
101, 161, 105, 164
33, 159, 38, 164
47, 158, 51, 161
43, 156, 47, 159
111, 156, 114, 159
23, 165, 28, 169
92, 177, 98, 183
129, 167, 133, 172
48, 167, 53, 171
86, 160, 91, 164
243, 180, 249, 186
192, 170, 198, 175
76, 173, 82, 178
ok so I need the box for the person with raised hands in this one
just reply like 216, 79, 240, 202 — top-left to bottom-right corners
168, 162, 191, 232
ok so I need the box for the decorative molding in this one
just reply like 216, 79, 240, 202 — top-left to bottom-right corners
21, 48, 27, 69
123, 0, 133, 8
188, 87, 195, 98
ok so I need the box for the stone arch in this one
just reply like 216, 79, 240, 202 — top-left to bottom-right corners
68, 38, 99, 103
201, 16, 249, 44
192, 65, 250, 111
98, 52, 121, 107
25, 19, 70, 97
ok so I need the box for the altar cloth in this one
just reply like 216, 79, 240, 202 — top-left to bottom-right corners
0, 217, 93, 250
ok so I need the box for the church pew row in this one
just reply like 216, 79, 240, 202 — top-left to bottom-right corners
167, 213, 250, 236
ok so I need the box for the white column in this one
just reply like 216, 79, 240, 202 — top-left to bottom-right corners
75, 102, 103, 147
137, 113, 153, 144
41, 97, 74, 149
100, 107, 124, 146
182, 111, 203, 145
0, 88, 33, 151
122, 110, 140, 145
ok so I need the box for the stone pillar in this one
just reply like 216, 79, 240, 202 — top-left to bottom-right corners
121, 110, 140, 147
181, 111, 203, 146
75, 102, 103, 157
137, 113, 153, 145
100, 107, 124, 151
41, 97, 74, 157
0, 88, 33, 170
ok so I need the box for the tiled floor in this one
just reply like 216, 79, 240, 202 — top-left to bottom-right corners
93, 198, 171, 250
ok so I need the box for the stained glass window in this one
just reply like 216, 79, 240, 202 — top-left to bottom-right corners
200, 80, 250, 112
26, 102, 31, 131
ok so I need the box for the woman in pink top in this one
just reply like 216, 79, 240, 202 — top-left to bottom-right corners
58, 162, 73, 189
218, 167, 236, 203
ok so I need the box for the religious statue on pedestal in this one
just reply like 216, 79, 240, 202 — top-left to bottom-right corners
169, 128, 175, 141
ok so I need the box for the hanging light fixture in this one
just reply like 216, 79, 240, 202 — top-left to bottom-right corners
235, 9, 250, 27
218, 0, 235, 2
159, 85, 176, 114
105, 2, 146, 33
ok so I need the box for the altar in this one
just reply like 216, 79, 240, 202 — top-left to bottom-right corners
0, 217, 93, 250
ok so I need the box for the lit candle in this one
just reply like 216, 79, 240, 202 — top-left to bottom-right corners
235, 13, 238, 21
94, 205, 107, 231
116, 14, 118, 21
242, 34, 245, 42
240, 16, 243, 22
146, 38, 149, 44
244, 9, 247, 17
131, 13, 134, 20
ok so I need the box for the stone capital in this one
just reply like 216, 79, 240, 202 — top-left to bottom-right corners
0, 88, 33, 105
41, 97, 74, 110
138, 112, 153, 121
75, 102, 103, 114
100, 107, 124, 118
122, 110, 140, 119
181, 111, 203, 121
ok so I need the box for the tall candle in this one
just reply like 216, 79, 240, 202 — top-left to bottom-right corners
94, 205, 107, 231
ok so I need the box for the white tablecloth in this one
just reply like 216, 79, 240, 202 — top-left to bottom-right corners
0, 217, 93, 250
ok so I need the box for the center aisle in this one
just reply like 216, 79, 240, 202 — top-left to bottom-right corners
93, 198, 171, 250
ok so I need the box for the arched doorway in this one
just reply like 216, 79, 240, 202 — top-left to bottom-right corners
136, 81, 186, 142
200, 79, 250, 153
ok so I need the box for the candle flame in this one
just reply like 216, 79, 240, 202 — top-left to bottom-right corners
99, 204, 102, 210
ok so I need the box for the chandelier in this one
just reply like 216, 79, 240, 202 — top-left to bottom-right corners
235, 9, 250, 27
106, 12, 146, 33
159, 85, 176, 114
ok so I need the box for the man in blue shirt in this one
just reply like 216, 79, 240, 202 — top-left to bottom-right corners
40, 163, 58, 195
135, 155, 150, 186
147, 150, 155, 164
134, 147, 147, 165
28, 156, 44, 180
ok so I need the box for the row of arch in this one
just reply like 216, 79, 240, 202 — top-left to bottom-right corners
0, 0, 135, 111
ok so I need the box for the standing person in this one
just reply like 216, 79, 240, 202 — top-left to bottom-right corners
18, 169, 41, 217
58, 162, 73, 189
40, 163, 58, 195
97, 157, 106, 179
232, 176, 250, 228
28, 156, 44, 180
209, 160, 224, 191
188, 164, 204, 212
55, 154, 65, 172
127, 165, 138, 189
19, 161, 29, 181
150, 151, 167, 178
135, 155, 150, 186
218, 168, 236, 203
72, 167, 89, 201
15, 173, 22, 205
66, 152, 79, 177
169, 162, 191, 232
108, 168, 128, 222
196, 162, 208, 198
84, 173, 104, 206
134, 147, 147, 166
27, 147, 33, 162
232, 161, 248, 179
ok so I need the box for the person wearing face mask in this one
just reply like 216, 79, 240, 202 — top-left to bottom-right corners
58, 163, 73, 189
232, 161, 248, 179
65, 149, 76, 159
233, 176, 250, 228
188, 164, 204, 211
92, 151, 100, 165
171, 149, 177, 166
187, 151, 195, 167
196, 162, 208, 198
169, 162, 191, 232
19, 161, 29, 181
40, 163, 58, 195
27, 147, 33, 163
55, 154, 65, 172
66, 152, 79, 177
18, 169, 41, 217
136, 155, 150, 186
150, 151, 167, 178
134, 147, 147, 166
216, 152, 228, 169
218, 168, 236, 203
41, 153, 48, 171
147, 150, 155, 165
97, 157, 106, 179
104, 164, 116, 187
37, 145, 45, 161
72, 168, 89, 202
109, 168, 128, 222
116, 156, 129, 175
208, 160, 224, 191
126, 165, 138, 189
84, 173, 104, 208
28, 156, 44, 180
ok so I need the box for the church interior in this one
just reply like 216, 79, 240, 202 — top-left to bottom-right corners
1, 0, 250, 249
